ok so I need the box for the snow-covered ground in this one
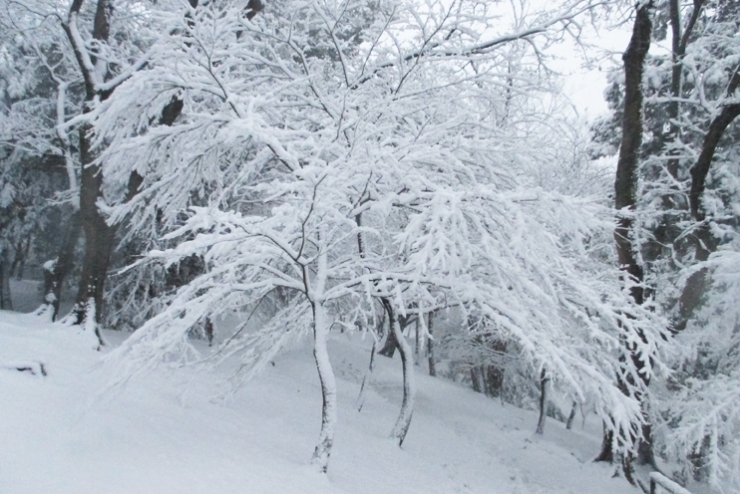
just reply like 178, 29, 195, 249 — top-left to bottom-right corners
0, 310, 637, 494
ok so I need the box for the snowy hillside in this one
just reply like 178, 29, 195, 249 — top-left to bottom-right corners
0, 311, 637, 494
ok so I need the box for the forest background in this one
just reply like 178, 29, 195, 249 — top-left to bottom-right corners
1, 0, 739, 492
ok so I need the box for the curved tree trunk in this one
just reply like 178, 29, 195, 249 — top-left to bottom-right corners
310, 301, 337, 473
383, 300, 415, 446
378, 318, 398, 358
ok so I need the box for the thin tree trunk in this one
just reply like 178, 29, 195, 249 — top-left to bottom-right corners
485, 339, 506, 397
356, 337, 377, 412
596, 424, 614, 463
414, 317, 421, 366
11, 236, 30, 280
471, 365, 483, 393
310, 301, 337, 473
0, 246, 12, 310
665, 0, 703, 178
427, 312, 436, 377
378, 308, 398, 357
535, 368, 549, 435
566, 401, 577, 430
383, 300, 415, 446
41, 212, 81, 321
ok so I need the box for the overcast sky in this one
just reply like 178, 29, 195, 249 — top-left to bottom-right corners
557, 23, 633, 120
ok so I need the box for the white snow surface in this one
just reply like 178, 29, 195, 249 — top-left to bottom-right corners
0, 311, 638, 494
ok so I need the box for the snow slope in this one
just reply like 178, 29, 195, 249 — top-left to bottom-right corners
0, 311, 637, 494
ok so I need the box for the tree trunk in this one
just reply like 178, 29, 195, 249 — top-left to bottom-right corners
62, 0, 115, 334
613, 1, 652, 306
566, 401, 577, 430
378, 327, 398, 357
665, 0, 703, 179
378, 311, 416, 359
675, 98, 740, 331
595, 424, 614, 462
10, 236, 30, 280
71, 122, 116, 341
535, 368, 549, 435
484, 339, 507, 397
383, 300, 415, 446
599, 1, 654, 468
310, 302, 337, 473
0, 246, 12, 311
427, 312, 436, 377
414, 317, 421, 366
41, 212, 81, 321
356, 337, 377, 412
471, 365, 484, 393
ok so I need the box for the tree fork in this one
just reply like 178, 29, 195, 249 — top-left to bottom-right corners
675, 70, 740, 332
382, 299, 416, 446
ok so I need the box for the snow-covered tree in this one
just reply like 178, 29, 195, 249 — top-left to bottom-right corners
92, 0, 668, 473
590, 0, 740, 488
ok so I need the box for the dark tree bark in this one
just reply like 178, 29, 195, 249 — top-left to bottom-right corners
414, 317, 421, 365
484, 339, 507, 398
675, 70, 740, 332
10, 236, 31, 280
597, 425, 615, 463
599, 1, 654, 468
665, 0, 704, 177
378, 311, 413, 358
470, 365, 484, 393
427, 312, 436, 377
60, 0, 210, 330
378, 322, 398, 357
0, 246, 12, 310
566, 401, 577, 430
41, 213, 81, 320
72, 121, 117, 331
59, 0, 115, 341
613, 1, 652, 306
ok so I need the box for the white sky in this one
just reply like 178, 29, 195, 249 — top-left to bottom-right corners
556, 24, 633, 120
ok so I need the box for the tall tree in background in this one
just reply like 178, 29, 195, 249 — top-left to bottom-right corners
590, 0, 740, 489
594, 1, 654, 474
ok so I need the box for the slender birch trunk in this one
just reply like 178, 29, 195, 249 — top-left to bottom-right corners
309, 228, 336, 473
310, 301, 337, 472
535, 368, 549, 435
